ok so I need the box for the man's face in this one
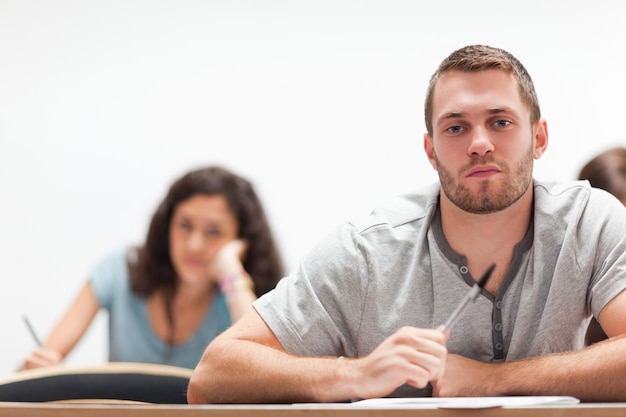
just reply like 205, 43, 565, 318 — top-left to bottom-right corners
424, 69, 547, 214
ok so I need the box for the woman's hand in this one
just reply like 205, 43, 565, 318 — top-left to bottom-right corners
20, 348, 62, 371
208, 239, 257, 321
207, 239, 248, 284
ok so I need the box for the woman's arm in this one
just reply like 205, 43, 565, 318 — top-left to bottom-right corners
20, 281, 100, 370
211, 239, 256, 322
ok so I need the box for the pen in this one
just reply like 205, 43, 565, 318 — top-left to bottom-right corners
440, 263, 496, 333
23, 315, 43, 347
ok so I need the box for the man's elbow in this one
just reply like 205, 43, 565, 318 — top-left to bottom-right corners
186, 374, 203, 404
187, 339, 232, 404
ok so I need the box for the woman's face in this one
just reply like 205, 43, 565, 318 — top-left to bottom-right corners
169, 194, 239, 286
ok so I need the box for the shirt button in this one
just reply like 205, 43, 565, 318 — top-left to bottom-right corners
495, 343, 503, 350
496, 301, 503, 309
460, 266, 469, 274
495, 323, 502, 331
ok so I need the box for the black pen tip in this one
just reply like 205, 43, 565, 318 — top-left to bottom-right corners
477, 263, 496, 288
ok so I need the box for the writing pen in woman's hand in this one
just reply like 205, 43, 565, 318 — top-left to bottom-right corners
23, 315, 43, 347
440, 263, 496, 333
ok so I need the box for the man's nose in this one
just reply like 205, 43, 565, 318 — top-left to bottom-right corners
467, 127, 495, 156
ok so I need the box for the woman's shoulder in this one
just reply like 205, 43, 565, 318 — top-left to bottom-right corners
90, 246, 137, 301
92, 246, 135, 272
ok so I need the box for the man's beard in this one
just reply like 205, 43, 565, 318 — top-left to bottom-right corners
436, 147, 534, 214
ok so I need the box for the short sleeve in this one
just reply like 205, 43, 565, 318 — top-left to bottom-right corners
254, 222, 368, 358
89, 248, 130, 310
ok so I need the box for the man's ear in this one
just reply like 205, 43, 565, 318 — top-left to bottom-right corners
533, 119, 549, 160
424, 133, 438, 170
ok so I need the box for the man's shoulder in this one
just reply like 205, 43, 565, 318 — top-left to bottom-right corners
533, 178, 590, 196
533, 179, 591, 209
351, 182, 440, 232
533, 178, 621, 208
532, 179, 626, 233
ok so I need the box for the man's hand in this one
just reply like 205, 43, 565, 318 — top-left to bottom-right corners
349, 326, 447, 399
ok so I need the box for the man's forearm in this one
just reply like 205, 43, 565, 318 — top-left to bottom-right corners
492, 335, 626, 401
187, 338, 356, 404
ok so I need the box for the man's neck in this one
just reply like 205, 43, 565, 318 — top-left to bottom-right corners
438, 187, 534, 295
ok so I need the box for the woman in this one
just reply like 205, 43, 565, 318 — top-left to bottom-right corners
21, 166, 285, 369
578, 147, 626, 345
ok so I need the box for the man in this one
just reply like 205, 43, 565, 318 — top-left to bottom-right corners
187, 45, 626, 403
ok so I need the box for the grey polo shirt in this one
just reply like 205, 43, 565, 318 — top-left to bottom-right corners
254, 179, 626, 397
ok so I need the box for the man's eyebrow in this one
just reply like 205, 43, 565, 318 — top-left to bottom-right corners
487, 106, 515, 114
439, 111, 464, 121
436, 107, 518, 125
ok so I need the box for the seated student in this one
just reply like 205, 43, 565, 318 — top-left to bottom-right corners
578, 147, 626, 345
187, 45, 626, 404
20, 166, 285, 370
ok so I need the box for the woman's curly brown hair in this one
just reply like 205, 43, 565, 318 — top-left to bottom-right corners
128, 166, 285, 345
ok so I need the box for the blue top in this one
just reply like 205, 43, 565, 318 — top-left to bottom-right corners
90, 247, 231, 369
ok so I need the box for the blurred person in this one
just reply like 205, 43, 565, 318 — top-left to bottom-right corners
578, 147, 626, 345
21, 166, 285, 370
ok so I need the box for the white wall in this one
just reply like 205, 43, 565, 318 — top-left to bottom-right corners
1, 0, 624, 376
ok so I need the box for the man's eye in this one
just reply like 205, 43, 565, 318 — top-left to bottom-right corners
447, 125, 464, 134
494, 120, 511, 128
179, 222, 192, 231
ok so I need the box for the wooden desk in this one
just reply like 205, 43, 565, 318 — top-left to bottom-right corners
2, 402, 626, 417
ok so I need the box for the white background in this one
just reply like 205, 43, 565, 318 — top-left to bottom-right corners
1, 0, 624, 376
